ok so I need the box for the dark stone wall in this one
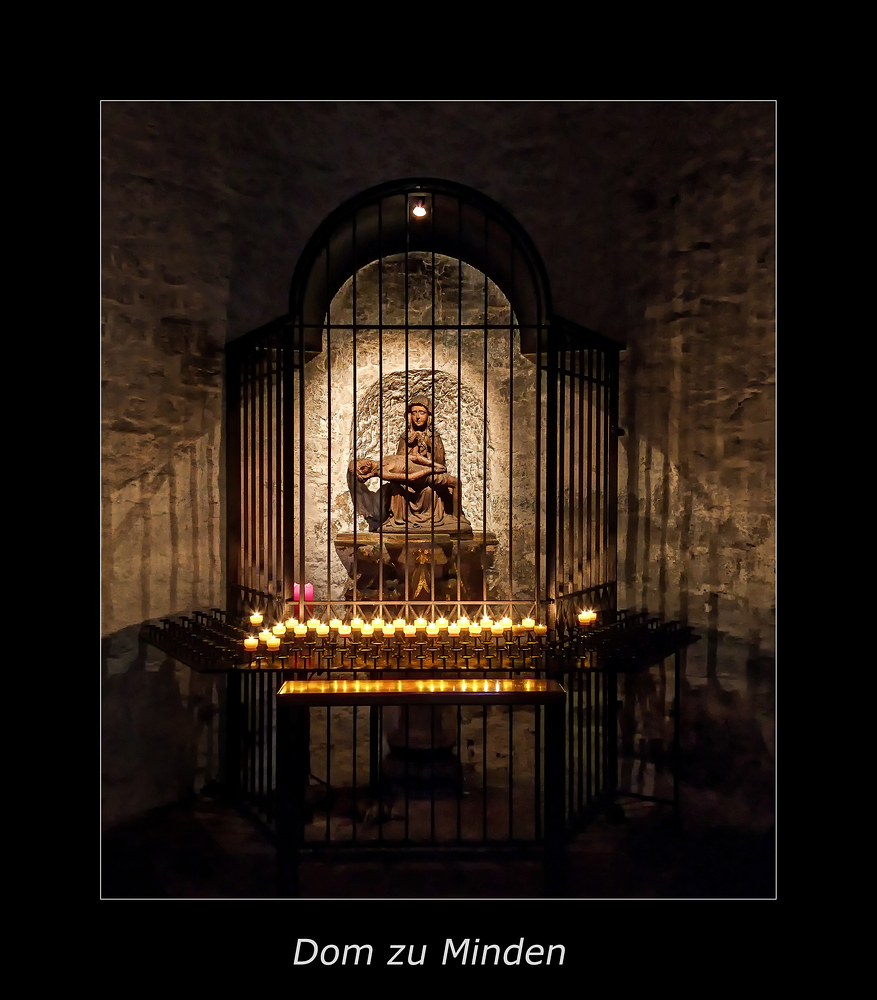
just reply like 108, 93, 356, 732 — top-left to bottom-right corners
101, 101, 774, 829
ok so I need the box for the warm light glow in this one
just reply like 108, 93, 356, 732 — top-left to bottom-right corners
351, 618, 364, 631
328, 618, 342, 630
244, 636, 258, 651
307, 618, 321, 630
294, 624, 308, 636
382, 623, 396, 636
457, 617, 470, 629
412, 199, 426, 217
578, 609, 598, 626
436, 617, 449, 629
480, 616, 493, 628
448, 623, 461, 636
258, 629, 271, 643
338, 624, 351, 636
371, 617, 385, 629
285, 617, 299, 629
500, 616, 513, 629
249, 612, 263, 626
403, 624, 416, 636
414, 617, 427, 629
272, 623, 287, 636
491, 622, 504, 635
316, 624, 330, 636
535, 624, 547, 635
426, 623, 439, 636
361, 623, 374, 636
522, 618, 535, 629
266, 635, 281, 650
393, 618, 407, 629
277, 677, 556, 697
470, 624, 482, 636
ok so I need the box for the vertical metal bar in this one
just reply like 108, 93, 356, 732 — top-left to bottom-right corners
282, 319, 296, 636
258, 669, 265, 813
226, 345, 242, 615
482, 704, 488, 840
267, 668, 274, 822
249, 344, 257, 601
266, 334, 274, 611
570, 346, 577, 605
482, 212, 489, 615
586, 346, 594, 596
258, 340, 266, 599
351, 704, 357, 844
249, 672, 256, 800
586, 668, 592, 803
535, 698, 543, 841
577, 666, 584, 813
595, 350, 603, 592
325, 702, 331, 842
544, 696, 565, 896
594, 670, 601, 799
558, 340, 567, 620
456, 199, 463, 612
277, 326, 284, 619
536, 323, 542, 622
456, 704, 462, 843
545, 326, 557, 630
430, 203, 436, 607
298, 282, 307, 625
508, 233, 514, 611
326, 258, 333, 616
351, 215, 358, 619
224, 671, 242, 798
578, 346, 585, 600
378, 198, 385, 611
508, 703, 514, 840
404, 197, 410, 614
607, 348, 619, 601
567, 667, 574, 822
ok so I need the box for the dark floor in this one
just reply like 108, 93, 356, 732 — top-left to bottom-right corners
101, 790, 775, 900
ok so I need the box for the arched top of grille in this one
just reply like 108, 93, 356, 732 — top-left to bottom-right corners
288, 178, 552, 358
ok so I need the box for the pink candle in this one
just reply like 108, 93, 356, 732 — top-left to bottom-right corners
293, 582, 314, 617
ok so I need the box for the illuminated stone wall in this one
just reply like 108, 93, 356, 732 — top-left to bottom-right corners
295, 253, 538, 605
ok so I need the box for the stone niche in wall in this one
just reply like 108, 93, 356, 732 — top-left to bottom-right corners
293, 252, 540, 605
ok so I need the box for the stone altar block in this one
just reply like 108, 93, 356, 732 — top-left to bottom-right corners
334, 531, 498, 604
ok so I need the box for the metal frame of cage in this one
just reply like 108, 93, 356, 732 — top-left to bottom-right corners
222, 178, 628, 859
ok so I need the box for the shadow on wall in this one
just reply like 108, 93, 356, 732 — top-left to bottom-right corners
102, 623, 224, 830
618, 646, 774, 833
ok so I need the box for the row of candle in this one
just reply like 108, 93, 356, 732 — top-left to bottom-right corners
248, 609, 597, 636
249, 611, 541, 631
242, 617, 553, 652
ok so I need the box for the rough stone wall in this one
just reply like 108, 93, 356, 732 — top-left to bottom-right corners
102, 101, 774, 830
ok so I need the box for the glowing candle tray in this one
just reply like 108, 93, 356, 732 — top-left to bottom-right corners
140, 607, 697, 676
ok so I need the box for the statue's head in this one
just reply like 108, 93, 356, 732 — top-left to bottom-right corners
407, 396, 432, 431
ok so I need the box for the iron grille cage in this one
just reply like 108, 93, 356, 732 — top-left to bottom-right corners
225, 179, 621, 631
220, 180, 633, 863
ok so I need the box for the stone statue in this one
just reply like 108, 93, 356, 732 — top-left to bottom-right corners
348, 396, 472, 535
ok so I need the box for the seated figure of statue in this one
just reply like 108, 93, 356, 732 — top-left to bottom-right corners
348, 396, 472, 535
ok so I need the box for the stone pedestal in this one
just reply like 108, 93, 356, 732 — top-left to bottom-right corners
382, 705, 462, 795
334, 531, 498, 603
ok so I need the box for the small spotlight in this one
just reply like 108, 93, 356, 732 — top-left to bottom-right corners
412, 198, 426, 218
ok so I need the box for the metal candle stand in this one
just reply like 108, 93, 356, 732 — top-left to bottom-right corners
141, 605, 697, 895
